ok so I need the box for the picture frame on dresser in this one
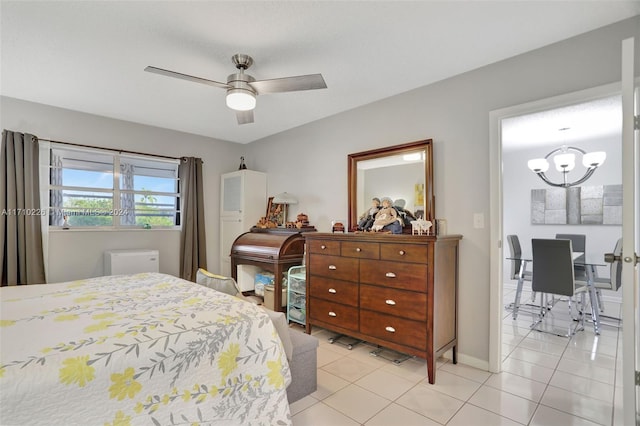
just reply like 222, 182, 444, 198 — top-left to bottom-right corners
265, 196, 284, 226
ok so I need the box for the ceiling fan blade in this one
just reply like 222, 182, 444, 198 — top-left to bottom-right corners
249, 74, 327, 94
144, 66, 230, 90
236, 110, 254, 125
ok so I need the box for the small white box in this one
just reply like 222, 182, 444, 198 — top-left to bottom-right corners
236, 264, 260, 292
264, 285, 287, 310
104, 249, 159, 275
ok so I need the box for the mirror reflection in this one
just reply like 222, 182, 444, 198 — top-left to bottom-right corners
348, 140, 434, 232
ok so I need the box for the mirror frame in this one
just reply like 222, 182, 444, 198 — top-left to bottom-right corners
348, 139, 435, 232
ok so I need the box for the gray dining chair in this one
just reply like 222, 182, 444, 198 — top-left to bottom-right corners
556, 233, 587, 275
531, 238, 586, 337
591, 238, 623, 321
555, 233, 586, 253
506, 235, 533, 319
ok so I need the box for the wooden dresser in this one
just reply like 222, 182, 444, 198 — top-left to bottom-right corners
304, 232, 461, 384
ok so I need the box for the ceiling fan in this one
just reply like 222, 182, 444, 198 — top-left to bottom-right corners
145, 54, 327, 125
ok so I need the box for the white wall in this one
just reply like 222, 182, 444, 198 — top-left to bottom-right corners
0, 96, 246, 281
246, 17, 640, 366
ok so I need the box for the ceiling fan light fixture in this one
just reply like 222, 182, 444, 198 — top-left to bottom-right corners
226, 89, 256, 111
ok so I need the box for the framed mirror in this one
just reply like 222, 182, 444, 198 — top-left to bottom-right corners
348, 139, 434, 232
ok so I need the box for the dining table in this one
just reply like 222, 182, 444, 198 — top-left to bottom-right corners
507, 252, 605, 335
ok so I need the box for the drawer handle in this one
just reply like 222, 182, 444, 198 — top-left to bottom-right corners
328, 288, 337, 294
398, 250, 405, 255
328, 265, 337, 270
356, 247, 361, 252
328, 311, 337, 317
385, 272, 396, 278
385, 299, 396, 305
385, 326, 396, 333
321, 245, 327, 250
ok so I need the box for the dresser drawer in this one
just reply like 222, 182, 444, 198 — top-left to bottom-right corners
380, 243, 428, 263
341, 241, 379, 259
307, 239, 341, 256
360, 284, 426, 321
309, 276, 358, 306
360, 259, 428, 292
360, 310, 427, 351
309, 255, 358, 281
310, 297, 358, 331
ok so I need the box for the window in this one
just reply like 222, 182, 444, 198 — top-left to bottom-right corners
49, 146, 180, 228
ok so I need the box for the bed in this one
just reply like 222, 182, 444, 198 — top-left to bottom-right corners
0, 273, 292, 426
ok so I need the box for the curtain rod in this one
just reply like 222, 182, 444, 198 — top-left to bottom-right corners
39, 138, 182, 161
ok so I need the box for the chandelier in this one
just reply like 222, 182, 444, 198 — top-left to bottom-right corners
527, 145, 606, 188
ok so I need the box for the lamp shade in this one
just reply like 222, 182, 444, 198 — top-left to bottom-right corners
226, 89, 256, 111
553, 152, 575, 171
582, 151, 606, 168
527, 158, 549, 173
272, 192, 298, 205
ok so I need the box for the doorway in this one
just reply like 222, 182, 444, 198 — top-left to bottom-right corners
489, 82, 623, 370
487, 84, 626, 424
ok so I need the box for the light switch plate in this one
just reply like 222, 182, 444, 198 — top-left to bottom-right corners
473, 213, 485, 229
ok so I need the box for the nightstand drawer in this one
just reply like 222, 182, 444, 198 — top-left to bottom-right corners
380, 243, 428, 263
309, 255, 358, 281
341, 241, 379, 259
310, 297, 358, 331
360, 259, 427, 292
308, 239, 341, 256
360, 310, 427, 351
309, 276, 358, 306
360, 284, 426, 321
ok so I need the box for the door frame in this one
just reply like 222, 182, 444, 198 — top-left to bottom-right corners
620, 36, 637, 426
488, 81, 622, 373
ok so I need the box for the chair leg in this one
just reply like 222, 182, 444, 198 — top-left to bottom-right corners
574, 292, 585, 334
596, 288, 604, 313
531, 292, 583, 338
512, 277, 524, 319
530, 293, 545, 330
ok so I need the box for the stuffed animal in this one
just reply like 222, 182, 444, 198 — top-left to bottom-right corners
357, 197, 380, 231
371, 197, 399, 231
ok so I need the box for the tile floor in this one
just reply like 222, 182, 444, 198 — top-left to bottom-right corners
289, 285, 624, 425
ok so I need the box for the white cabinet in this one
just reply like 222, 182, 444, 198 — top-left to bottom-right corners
219, 170, 267, 277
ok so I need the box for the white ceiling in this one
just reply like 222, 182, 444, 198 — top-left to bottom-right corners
502, 95, 623, 152
2, 1, 639, 144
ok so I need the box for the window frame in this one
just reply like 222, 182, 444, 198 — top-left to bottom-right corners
48, 144, 181, 230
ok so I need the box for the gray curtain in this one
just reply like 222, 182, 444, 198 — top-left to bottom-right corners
1, 130, 46, 286
178, 157, 206, 282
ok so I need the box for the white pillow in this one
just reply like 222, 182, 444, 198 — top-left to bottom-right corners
261, 307, 293, 361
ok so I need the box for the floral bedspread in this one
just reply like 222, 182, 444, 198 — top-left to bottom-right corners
0, 273, 291, 426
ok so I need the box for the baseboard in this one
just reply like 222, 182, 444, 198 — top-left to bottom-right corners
440, 349, 489, 372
